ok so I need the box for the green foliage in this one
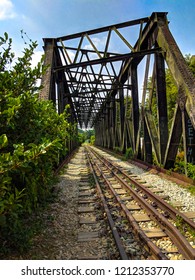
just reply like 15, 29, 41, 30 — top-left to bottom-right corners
186, 163, 195, 181
175, 214, 195, 238
78, 132, 85, 145
90, 135, 95, 145
114, 146, 121, 153
173, 151, 185, 174
185, 54, 195, 75
78, 129, 95, 144
0, 32, 73, 254
173, 151, 195, 181
125, 147, 134, 160
188, 185, 195, 196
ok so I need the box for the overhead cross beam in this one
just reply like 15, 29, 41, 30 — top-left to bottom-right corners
40, 12, 195, 169
53, 48, 161, 72
56, 16, 149, 41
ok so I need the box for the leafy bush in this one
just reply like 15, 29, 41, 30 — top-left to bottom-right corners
173, 151, 185, 174
90, 135, 95, 145
186, 163, 195, 181
125, 147, 134, 160
174, 151, 195, 181
0, 32, 74, 253
114, 146, 121, 153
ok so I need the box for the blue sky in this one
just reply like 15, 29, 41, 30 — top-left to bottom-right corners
0, 0, 195, 65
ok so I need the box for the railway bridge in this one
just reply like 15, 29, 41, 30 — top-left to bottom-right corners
40, 12, 195, 171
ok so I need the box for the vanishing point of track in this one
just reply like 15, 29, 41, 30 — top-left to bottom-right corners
84, 146, 195, 260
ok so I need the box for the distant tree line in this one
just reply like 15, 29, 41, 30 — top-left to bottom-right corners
78, 129, 95, 145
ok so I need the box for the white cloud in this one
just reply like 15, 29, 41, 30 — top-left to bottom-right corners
84, 36, 107, 52
31, 50, 44, 87
0, 0, 16, 20
67, 50, 75, 63
31, 50, 44, 68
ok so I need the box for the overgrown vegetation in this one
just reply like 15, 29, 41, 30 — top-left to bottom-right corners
124, 147, 134, 160
0, 32, 74, 254
78, 129, 95, 145
175, 215, 195, 239
166, 151, 195, 187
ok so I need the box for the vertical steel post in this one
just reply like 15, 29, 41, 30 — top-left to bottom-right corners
39, 39, 56, 102
143, 119, 153, 164
107, 101, 113, 149
185, 115, 195, 164
119, 87, 125, 152
155, 51, 168, 165
112, 96, 117, 148
183, 110, 195, 172
131, 64, 139, 154
164, 105, 183, 169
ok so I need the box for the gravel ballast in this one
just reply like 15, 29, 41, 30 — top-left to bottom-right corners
92, 147, 195, 213
4, 146, 194, 260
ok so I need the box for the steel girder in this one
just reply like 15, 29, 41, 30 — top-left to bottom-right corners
40, 12, 195, 168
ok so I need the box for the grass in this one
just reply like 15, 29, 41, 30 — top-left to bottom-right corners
188, 185, 195, 196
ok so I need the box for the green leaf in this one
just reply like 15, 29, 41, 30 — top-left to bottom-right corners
0, 215, 6, 227
0, 134, 8, 149
4, 32, 8, 41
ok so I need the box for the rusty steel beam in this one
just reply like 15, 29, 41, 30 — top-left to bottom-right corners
131, 64, 140, 153
156, 23, 195, 130
41, 12, 195, 170
40, 39, 55, 101
155, 51, 168, 164
53, 48, 161, 72
56, 17, 149, 42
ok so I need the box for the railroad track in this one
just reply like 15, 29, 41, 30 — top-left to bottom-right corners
84, 145, 195, 260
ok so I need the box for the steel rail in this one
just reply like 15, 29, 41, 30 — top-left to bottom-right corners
93, 147, 195, 229
88, 147, 195, 260
86, 147, 168, 260
86, 151, 129, 260
121, 169, 195, 228
114, 171, 195, 260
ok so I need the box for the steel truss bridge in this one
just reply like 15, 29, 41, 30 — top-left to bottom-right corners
40, 12, 195, 170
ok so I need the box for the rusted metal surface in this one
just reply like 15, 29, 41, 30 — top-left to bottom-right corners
87, 147, 168, 259
39, 39, 55, 100
40, 12, 195, 169
88, 146, 195, 259
86, 151, 129, 260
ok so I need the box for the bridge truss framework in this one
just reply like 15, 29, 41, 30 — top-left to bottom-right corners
40, 12, 195, 170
